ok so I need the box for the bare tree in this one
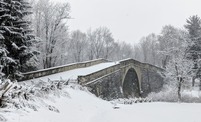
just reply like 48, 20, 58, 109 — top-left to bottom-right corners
102, 29, 115, 59
133, 45, 143, 62
32, 0, 70, 69
118, 42, 133, 59
70, 30, 87, 62
86, 29, 95, 60
164, 38, 193, 101
86, 27, 115, 59
158, 25, 185, 68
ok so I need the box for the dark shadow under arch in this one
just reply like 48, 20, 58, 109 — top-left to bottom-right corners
123, 68, 140, 98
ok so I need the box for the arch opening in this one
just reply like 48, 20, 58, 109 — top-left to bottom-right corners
123, 68, 140, 98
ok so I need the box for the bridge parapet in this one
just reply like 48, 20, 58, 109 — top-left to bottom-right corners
120, 58, 164, 71
78, 63, 121, 85
19, 58, 108, 81
120, 58, 145, 68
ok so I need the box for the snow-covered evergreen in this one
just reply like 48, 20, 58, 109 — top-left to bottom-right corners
0, 0, 39, 80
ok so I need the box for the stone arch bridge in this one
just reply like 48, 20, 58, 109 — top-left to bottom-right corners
78, 59, 164, 99
20, 59, 164, 99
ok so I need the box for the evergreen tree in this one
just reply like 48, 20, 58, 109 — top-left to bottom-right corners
185, 15, 201, 86
185, 15, 201, 40
0, 0, 39, 80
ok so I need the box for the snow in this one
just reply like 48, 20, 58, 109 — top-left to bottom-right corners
92, 103, 201, 122
1, 85, 201, 122
183, 89, 201, 98
24, 62, 117, 83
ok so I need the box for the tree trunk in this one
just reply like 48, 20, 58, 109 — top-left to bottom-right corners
199, 78, 201, 90
178, 77, 182, 101
192, 76, 195, 87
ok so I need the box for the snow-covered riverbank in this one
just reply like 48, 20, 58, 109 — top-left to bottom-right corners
1, 85, 201, 122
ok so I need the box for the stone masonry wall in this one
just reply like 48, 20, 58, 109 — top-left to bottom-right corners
141, 69, 164, 97
86, 70, 123, 100
19, 59, 108, 81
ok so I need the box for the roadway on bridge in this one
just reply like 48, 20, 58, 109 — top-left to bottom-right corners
24, 62, 118, 83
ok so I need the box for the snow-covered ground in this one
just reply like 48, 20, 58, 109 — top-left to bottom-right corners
1, 85, 201, 122
3, 62, 201, 122
25, 62, 117, 83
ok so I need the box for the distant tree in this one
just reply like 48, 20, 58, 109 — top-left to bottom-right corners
158, 25, 185, 68
140, 34, 159, 65
109, 42, 120, 61
0, 0, 39, 80
70, 30, 87, 62
102, 29, 115, 59
86, 29, 95, 60
86, 27, 115, 59
133, 45, 143, 62
118, 42, 133, 59
139, 37, 148, 63
184, 15, 201, 87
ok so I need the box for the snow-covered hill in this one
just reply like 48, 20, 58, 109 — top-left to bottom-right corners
1, 84, 201, 122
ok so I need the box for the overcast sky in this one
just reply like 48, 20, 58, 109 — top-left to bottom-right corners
54, 0, 201, 44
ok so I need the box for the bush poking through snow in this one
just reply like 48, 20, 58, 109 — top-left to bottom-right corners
48, 105, 60, 113
0, 79, 14, 108
0, 78, 72, 112
147, 85, 201, 103
111, 98, 152, 105
0, 114, 6, 122
147, 89, 178, 102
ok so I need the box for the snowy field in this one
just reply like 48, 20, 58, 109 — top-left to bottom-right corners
1, 85, 201, 122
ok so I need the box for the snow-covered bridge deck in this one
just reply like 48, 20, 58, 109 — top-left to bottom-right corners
24, 62, 117, 83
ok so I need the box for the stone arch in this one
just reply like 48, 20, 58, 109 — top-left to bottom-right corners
122, 68, 140, 98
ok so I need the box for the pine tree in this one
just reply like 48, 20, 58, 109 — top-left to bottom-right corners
185, 15, 201, 87
0, 0, 39, 80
